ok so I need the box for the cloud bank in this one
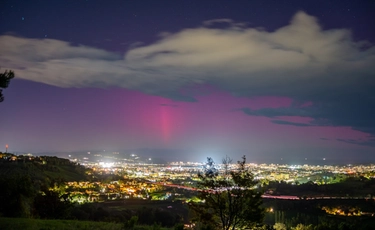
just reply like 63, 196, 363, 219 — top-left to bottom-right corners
1, 11, 374, 138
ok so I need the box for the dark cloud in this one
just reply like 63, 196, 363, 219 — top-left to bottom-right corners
241, 95, 375, 140
336, 138, 375, 147
271, 120, 312, 127
241, 107, 316, 118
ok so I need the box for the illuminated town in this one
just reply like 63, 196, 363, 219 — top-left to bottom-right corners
1, 149, 375, 230
2, 151, 374, 204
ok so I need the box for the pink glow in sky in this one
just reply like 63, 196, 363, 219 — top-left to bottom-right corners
1, 2, 374, 163
0, 79, 373, 163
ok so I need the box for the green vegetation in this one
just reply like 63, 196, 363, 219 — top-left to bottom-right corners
190, 156, 264, 229
0, 217, 175, 230
265, 176, 375, 197
0, 154, 90, 218
0, 154, 89, 182
262, 199, 375, 230
0, 217, 122, 230
0, 69, 14, 102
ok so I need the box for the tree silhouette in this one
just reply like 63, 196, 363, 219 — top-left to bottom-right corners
190, 156, 264, 230
0, 69, 15, 102
0, 174, 36, 217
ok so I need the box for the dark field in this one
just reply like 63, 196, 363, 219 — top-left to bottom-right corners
99, 199, 190, 223
0, 217, 122, 230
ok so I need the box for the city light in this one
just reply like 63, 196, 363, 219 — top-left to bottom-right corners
99, 162, 114, 168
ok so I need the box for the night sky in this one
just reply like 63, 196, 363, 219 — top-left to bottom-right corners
0, 0, 374, 163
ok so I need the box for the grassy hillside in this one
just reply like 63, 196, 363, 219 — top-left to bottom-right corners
0, 218, 122, 230
0, 218, 176, 230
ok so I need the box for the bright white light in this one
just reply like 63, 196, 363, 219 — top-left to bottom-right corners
99, 162, 114, 168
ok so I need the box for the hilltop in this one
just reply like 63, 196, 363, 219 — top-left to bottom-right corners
0, 152, 92, 218
0, 152, 90, 183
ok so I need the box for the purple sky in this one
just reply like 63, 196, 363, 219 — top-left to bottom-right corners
0, 1, 374, 163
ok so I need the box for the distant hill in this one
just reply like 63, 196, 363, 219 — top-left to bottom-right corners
0, 153, 90, 184
0, 153, 92, 217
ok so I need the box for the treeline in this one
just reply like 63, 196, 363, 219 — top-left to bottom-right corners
0, 154, 89, 181
0, 154, 90, 218
266, 177, 375, 197
263, 199, 375, 230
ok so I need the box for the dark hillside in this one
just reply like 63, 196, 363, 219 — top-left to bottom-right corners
0, 153, 91, 217
0, 154, 89, 183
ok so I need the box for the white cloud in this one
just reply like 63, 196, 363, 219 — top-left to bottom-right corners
0, 11, 374, 101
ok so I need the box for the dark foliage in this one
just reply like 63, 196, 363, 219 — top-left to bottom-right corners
33, 190, 72, 219
136, 206, 183, 227
0, 174, 36, 217
0, 69, 15, 102
190, 156, 264, 230
0, 154, 89, 218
